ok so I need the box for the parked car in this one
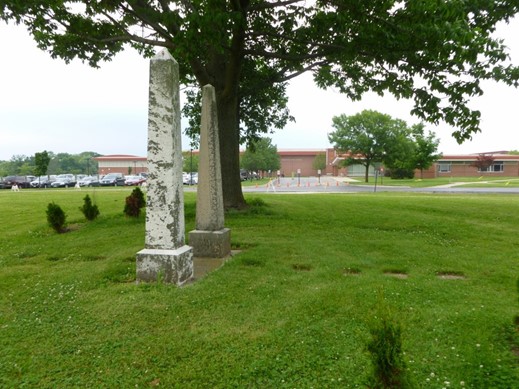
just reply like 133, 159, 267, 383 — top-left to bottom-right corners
1, 175, 32, 189
30, 176, 56, 188
183, 172, 198, 185
51, 177, 75, 188
240, 169, 250, 181
124, 175, 147, 186
78, 176, 99, 187
100, 173, 125, 186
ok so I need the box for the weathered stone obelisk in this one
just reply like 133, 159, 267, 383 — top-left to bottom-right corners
189, 84, 231, 258
136, 49, 193, 285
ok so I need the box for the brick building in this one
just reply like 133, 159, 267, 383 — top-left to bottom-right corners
421, 153, 519, 178
94, 150, 343, 178
277, 149, 342, 177
94, 151, 519, 178
94, 155, 147, 176
330, 151, 519, 178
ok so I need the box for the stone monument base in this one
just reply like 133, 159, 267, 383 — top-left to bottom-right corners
189, 228, 231, 258
136, 246, 193, 285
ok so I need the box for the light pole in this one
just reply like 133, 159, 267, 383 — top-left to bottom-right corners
190, 148, 193, 185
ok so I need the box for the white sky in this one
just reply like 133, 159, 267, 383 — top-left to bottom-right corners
1, 18, 518, 161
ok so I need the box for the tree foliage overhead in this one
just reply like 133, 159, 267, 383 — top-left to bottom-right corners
3, 0, 519, 207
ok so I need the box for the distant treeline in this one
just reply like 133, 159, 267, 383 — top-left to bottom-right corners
0, 152, 100, 177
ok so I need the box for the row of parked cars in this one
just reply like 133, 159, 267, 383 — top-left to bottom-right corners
0, 173, 148, 189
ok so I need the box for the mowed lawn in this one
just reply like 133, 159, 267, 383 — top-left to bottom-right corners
0, 188, 518, 388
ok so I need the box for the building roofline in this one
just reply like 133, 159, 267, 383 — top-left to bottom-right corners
94, 154, 147, 161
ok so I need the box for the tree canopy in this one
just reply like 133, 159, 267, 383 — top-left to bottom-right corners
471, 153, 496, 171
34, 150, 51, 177
0, 151, 100, 177
182, 151, 199, 173
412, 124, 442, 178
329, 110, 441, 181
3, 1, 519, 207
312, 154, 327, 173
240, 137, 280, 174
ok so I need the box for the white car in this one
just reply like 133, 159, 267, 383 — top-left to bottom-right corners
183, 172, 198, 185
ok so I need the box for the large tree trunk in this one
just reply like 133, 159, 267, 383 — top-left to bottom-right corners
216, 90, 247, 210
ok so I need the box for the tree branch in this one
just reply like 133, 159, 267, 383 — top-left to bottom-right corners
277, 61, 329, 82
244, 46, 323, 62
250, 0, 304, 11
120, 3, 175, 38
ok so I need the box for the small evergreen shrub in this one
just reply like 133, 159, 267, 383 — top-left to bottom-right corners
46, 202, 67, 233
124, 187, 146, 217
80, 194, 99, 221
131, 187, 146, 209
366, 298, 413, 388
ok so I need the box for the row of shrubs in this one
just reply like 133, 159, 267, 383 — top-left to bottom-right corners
46, 187, 146, 233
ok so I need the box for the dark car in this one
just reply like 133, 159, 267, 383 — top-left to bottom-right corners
49, 174, 76, 188
51, 178, 75, 188
100, 173, 125, 186
1, 176, 32, 189
240, 169, 258, 181
31, 176, 56, 188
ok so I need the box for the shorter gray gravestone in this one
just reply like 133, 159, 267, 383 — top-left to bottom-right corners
136, 49, 193, 285
189, 84, 231, 258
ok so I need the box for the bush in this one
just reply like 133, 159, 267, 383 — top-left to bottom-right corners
131, 187, 146, 209
46, 202, 67, 233
80, 194, 99, 221
388, 168, 415, 179
124, 187, 146, 217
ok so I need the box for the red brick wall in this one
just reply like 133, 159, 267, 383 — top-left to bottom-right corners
417, 160, 519, 178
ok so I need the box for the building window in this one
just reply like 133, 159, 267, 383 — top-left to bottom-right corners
479, 162, 504, 172
438, 163, 451, 173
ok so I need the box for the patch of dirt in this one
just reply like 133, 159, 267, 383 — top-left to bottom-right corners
60, 224, 81, 233
384, 271, 408, 279
292, 263, 312, 271
436, 271, 466, 280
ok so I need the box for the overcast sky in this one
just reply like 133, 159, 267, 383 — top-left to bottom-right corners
1, 18, 518, 161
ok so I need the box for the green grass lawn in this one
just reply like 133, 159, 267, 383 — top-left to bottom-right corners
350, 176, 519, 188
1, 188, 518, 388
